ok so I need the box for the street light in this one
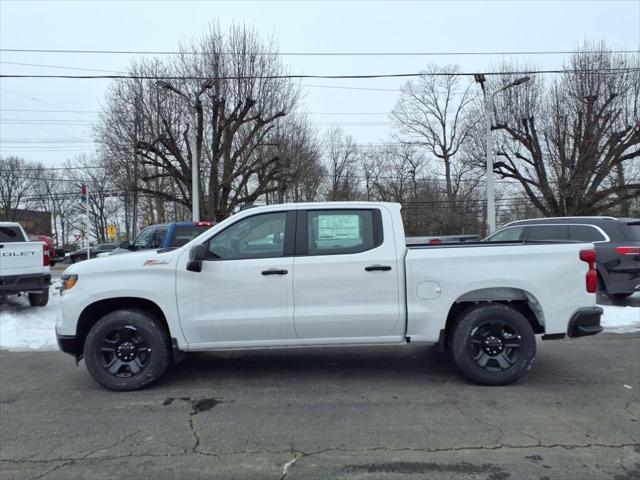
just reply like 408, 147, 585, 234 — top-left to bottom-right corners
155, 79, 213, 221
474, 74, 530, 234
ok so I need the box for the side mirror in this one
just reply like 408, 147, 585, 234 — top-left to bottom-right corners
119, 240, 134, 250
187, 244, 208, 272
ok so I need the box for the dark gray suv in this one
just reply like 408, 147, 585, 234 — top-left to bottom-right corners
487, 217, 640, 299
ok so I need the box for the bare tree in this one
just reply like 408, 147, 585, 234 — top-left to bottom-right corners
64, 154, 120, 244
32, 170, 79, 246
392, 65, 479, 226
491, 43, 640, 216
324, 127, 360, 200
0, 156, 43, 220
261, 119, 324, 204
98, 23, 303, 222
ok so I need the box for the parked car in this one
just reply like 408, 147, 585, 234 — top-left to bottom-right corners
109, 221, 215, 256
0, 222, 51, 306
486, 216, 640, 299
56, 202, 602, 391
68, 243, 119, 263
28, 235, 58, 266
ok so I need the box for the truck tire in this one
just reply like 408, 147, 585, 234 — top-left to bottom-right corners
84, 309, 170, 391
28, 289, 49, 307
451, 304, 536, 386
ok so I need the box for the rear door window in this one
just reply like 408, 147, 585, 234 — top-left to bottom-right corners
569, 225, 607, 242
524, 225, 569, 241
0, 226, 25, 243
306, 210, 379, 255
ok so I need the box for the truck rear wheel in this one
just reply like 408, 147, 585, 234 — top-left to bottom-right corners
451, 304, 536, 386
28, 289, 49, 307
84, 309, 170, 391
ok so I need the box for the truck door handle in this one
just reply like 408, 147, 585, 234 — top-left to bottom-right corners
261, 269, 288, 276
365, 265, 392, 272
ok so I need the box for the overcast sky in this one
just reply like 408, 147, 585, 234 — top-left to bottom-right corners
1, 0, 639, 168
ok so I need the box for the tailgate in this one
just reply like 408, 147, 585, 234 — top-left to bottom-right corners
0, 242, 45, 276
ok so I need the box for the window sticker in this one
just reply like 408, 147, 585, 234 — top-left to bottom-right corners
317, 215, 361, 240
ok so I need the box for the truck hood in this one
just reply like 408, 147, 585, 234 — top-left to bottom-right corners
63, 248, 182, 276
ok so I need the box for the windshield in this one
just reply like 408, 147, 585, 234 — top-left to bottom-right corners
132, 227, 157, 249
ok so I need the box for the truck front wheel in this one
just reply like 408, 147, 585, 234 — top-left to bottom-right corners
451, 304, 536, 386
84, 309, 170, 391
28, 289, 49, 307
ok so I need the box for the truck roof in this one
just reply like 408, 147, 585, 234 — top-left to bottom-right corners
232, 201, 402, 214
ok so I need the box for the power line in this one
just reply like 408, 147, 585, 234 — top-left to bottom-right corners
1, 140, 96, 143
2, 67, 639, 80
0, 109, 100, 113
0, 87, 74, 111
0, 109, 391, 115
0, 61, 120, 73
1, 120, 396, 127
1, 48, 638, 56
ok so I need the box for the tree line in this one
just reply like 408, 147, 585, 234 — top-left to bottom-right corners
1, 25, 638, 246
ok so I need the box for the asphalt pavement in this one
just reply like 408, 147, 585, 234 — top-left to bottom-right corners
1, 334, 639, 480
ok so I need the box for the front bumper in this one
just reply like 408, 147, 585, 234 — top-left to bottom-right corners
0, 273, 51, 295
56, 332, 79, 357
567, 306, 604, 338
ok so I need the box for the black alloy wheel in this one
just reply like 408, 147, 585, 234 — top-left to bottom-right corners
98, 326, 151, 378
469, 321, 522, 373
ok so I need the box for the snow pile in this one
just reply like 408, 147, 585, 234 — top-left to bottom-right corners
600, 303, 640, 333
0, 286, 60, 351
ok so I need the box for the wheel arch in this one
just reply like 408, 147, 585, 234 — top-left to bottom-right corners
440, 287, 545, 351
76, 297, 171, 358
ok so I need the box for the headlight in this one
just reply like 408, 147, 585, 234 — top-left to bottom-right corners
61, 274, 78, 292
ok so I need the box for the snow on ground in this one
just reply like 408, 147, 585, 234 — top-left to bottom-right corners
0, 287, 638, 351
0, 286, 60, 351
600, 303, 640, 333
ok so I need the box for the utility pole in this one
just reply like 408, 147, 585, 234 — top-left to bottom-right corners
131, 92, 141, 239
155, 80, 213, 222
190, 108, 199, 222
474, 74, 530, 234
81, 184, 90, 260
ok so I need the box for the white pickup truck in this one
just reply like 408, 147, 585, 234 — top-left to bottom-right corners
56, 202, 603, 390
0, 222, 51, 306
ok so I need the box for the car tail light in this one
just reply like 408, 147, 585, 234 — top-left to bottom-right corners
42, 243, 50, 267
615, 246, 640, 256
197, 221, 213, 226
579, 249, 597, 293
429, 238, 443, 245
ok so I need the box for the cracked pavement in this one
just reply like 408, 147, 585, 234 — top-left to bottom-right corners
1, 333, 639, 479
